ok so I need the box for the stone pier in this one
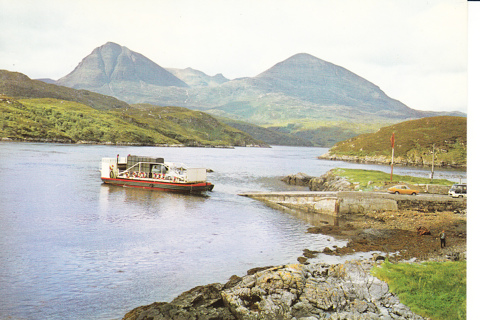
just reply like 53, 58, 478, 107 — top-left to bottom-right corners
239, 191, 466, 216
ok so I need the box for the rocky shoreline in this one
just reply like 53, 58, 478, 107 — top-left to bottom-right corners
123, 258, 426, 320
121, 203, 466, 320
121, 171, 466, 320
121, 206, 466, 320
317, 151, 466, 169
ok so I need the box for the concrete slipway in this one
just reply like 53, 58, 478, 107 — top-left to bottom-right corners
239, 191, 466, 216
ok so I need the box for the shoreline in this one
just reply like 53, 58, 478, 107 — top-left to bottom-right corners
120, 169, 466, 319
0, 137, 269, 148
121, 208, 466, 319
318, 152, 467, 169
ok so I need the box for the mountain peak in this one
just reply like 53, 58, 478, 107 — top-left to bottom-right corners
254, 53, 414, 115
103, 41, 121, 48
57, 42, 188, 90
286, 52, 323, 62
256, 53, 336, 79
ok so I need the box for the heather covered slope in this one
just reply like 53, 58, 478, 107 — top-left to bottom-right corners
0, 96, 266, 147
319, 116, 466, 167
0, 69, 129, 111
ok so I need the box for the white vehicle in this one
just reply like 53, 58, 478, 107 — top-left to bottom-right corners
448, 184, 467, 198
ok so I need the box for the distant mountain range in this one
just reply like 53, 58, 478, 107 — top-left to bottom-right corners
48, 42, 465, 146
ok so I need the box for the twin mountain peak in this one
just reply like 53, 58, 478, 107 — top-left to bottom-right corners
54, 41, 458, 122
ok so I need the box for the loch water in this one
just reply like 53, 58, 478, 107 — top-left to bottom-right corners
0, 142, 466, 320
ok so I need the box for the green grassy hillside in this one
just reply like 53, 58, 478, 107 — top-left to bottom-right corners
326, 116, 466, 167
0, 96, 265, 147
217, 117, 314, 146
0, 70, 129, 111
123, 104, 267, 146
265, 119, 389, 147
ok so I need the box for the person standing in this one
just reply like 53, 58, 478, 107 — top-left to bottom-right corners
440, 230, 446, 248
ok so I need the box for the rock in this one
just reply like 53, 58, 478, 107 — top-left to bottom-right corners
417, 226, 431, 235
308, 169, 353, 191
303, 249, 320, 258
282, 172, 314, 186
122, 283, 235, 320
123, 260, 426, 320
322, 247, 334, 254
297, 256, 308, 264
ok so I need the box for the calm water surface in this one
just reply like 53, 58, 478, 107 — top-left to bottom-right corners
0, 142, 466, 320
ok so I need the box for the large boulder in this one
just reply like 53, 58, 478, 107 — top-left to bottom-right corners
122, 283, 235, 320
309, 169, 353, 191
281, 172, 314, 186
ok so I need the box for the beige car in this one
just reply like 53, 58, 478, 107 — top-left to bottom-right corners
387, 185, 419, 195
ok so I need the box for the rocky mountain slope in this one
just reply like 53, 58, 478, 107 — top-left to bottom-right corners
55, 43, 423, 120
166, 67, 229, 87
254, 53, 418, 118
57, 42, 188, 94
51, 42, 465, 146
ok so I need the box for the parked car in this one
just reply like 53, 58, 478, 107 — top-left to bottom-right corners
387, 185, 419, 195
448, 184, 467, 198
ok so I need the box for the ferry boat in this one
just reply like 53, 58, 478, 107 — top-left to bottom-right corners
100, 155, 214, 193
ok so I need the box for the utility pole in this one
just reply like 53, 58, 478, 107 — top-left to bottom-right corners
390, 133, 395, 182
430, 144, 435, 181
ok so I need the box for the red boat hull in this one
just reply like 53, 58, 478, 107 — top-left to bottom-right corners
101, 177, 214, 193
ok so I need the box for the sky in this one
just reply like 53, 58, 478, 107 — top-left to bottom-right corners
0, 0, 469, 113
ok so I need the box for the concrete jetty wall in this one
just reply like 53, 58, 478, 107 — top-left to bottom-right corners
239, 191, 466, 216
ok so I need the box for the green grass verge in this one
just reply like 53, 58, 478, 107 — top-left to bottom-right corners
332, 168, 454, 191
372, 261, 466, 320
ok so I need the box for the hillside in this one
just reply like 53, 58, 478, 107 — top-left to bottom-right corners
319, 116, 466, 167
0, 96, 266, 147
122, 104, 268, 147
217, 117, 313, 146
0, 69, 129, 111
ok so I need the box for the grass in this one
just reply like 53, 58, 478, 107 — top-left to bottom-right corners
372, 260, 466, 320
332, 168, 454, 191
328, 116, 466, 166
0, 97, 263, 146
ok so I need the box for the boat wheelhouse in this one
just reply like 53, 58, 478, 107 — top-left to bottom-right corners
100, 155, 214, 193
